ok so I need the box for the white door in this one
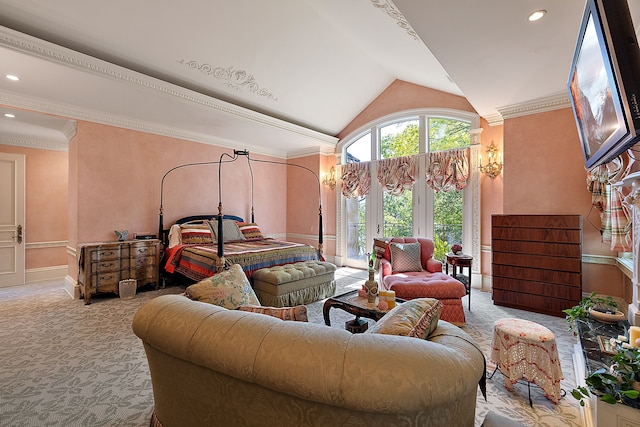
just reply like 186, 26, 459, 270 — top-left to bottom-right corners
0, 152, 25, 287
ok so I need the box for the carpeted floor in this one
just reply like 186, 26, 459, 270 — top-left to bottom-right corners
0, 268, 584, 426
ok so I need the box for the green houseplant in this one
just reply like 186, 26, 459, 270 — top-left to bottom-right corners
563, 292, 618, 332
571, 346, 640, 407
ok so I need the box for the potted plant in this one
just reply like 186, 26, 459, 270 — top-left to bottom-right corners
571, 346, 640, 407
563, 292, 619, 332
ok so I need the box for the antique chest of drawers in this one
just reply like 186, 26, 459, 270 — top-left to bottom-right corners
77, 239, 160, 304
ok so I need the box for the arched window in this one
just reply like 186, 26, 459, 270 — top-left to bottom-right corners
337, 109, 481, 270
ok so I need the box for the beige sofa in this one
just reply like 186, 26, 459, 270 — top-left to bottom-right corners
133, 294, 485, 427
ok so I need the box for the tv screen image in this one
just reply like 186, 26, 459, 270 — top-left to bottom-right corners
568, 0, 640, 170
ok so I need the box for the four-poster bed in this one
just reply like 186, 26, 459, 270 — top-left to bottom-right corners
158, 150, 325, 283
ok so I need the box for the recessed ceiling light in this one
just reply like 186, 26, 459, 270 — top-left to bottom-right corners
528, 10, 547, 22
4, 113, 16, 118
5, 74, 20, 81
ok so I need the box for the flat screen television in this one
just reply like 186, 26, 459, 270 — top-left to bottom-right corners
568, 0, 640, 170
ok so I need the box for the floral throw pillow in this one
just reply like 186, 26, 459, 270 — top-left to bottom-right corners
390, 242, 422, 273
366, 298, 443, 339
185, 264, 259, 309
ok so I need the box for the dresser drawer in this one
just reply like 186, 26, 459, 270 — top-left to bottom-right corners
89, 271, 125, 288
89, 246, 127, 262
130, 242, 157, 257
91, 259, 130, 274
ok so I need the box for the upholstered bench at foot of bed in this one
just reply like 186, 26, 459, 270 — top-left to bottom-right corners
253, 261, 337, 307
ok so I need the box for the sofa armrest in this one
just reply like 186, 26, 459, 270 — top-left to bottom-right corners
425, 258, 443, 273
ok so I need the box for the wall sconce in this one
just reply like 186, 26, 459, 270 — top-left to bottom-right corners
323, 166, 336, 189
479, 141, 503, 179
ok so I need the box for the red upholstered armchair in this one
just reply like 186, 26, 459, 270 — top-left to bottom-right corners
379, 237, 467, 326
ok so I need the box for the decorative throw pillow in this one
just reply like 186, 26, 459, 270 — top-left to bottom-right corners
208, 219, 245, 242
373, 237, 391, 269
238, 304, 308, 322
179, 221, 213, 244
367, 298, 443, 339
237, 222, 265, 240
390, 242, 422, 273
185, 264, 260, 309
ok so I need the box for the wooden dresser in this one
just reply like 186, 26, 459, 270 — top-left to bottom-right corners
77, 239, 160, 304
491, 214, 582, 317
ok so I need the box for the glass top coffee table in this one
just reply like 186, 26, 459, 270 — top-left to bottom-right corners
323, 289, 404, 330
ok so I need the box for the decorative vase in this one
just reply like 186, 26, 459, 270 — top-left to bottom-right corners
364, 268, 378, 304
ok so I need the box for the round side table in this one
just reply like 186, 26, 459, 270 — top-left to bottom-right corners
445, 252, 472, 310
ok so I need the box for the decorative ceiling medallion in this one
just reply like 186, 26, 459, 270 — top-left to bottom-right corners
370, 0, 419, 41
179, 60, 277, 101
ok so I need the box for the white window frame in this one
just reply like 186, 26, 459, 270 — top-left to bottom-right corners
335, 108, 481, 276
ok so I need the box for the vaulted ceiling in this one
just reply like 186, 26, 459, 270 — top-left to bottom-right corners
0, 0, 638, 157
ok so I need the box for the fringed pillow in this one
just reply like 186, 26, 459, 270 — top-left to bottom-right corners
367, 298, 443, 339
185, 264, 259, 309
238, 304, 308, 322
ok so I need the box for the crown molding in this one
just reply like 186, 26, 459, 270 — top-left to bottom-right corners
0, 134, 69, 152
482, 112, 504, 127
497, 93, 571, 120
0, 26, 337, 154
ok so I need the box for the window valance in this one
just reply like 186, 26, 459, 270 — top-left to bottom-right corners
377, 155, 417, 195
425, 148, 470, 192
340, 161, 371, 199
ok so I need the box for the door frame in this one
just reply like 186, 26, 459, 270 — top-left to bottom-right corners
0, 152, 26, 287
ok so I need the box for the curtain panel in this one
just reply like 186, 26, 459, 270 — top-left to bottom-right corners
340, 161, 371, 199
425, 148, 470, 192
587, 154, 632, 251
376, 155, 417, 195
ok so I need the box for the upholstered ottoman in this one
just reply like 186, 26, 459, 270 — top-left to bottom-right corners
253, 261, 336, 307
383, 272, 467, 325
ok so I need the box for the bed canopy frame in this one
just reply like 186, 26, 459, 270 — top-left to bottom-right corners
159, 149, 324, 269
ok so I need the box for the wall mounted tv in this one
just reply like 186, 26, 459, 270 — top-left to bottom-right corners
568, 0, 640, 170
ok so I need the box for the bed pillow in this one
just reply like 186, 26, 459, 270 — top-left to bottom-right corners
167, 224, 183, 248
179, 221, 213, 244
366, 298, 443, 339
208, 219, 245, 242
237, 304, 308, 322
390, 242, 422, 273
237, 222, 265, 240
184, 264, 260, 309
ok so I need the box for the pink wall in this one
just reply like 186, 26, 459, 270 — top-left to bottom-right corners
285, 154, 336, 255
68, 121, 288, 278
478, 120, 504, 280
338, 80, 476, 140
0, 144, 68, 269
503, 108, 624, 296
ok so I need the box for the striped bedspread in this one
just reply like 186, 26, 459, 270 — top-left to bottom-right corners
165, 238, 320, 282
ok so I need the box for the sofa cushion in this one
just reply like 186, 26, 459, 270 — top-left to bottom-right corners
185, 264, 260, 309
366, 298, 443, 339
390, 242, 422, 273
238, 304, 308, 322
